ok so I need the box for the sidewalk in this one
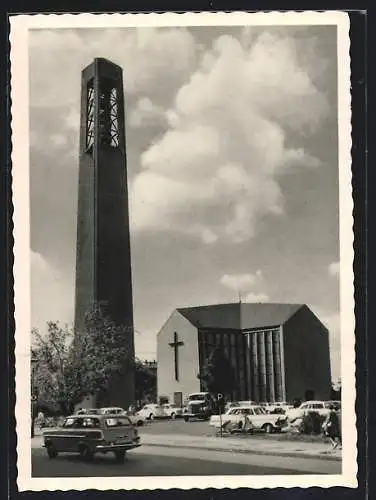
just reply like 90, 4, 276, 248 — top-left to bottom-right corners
140, 433, 342, 461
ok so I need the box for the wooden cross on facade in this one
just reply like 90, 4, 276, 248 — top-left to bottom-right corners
169, 332, 184, 382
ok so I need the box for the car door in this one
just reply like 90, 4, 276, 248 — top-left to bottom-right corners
249, 407, 266, 428
103, 416, 134, 444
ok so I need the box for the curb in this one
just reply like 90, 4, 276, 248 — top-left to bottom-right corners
140, 441, 342, 462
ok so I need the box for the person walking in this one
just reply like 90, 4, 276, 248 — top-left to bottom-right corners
323, 405, 341, 449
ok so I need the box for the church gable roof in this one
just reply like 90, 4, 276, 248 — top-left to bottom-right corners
177, 302, 303, 331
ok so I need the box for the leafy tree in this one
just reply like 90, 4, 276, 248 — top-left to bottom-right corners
31, 304, 134, 414
74, 304, 133, 405
197, 347, 237, 407
134, 359, 157, 404
32, 322, 77, 415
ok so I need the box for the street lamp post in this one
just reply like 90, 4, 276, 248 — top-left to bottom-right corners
31, 355, 38, 438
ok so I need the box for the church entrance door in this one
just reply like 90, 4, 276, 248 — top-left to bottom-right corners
173, 392, 183, 408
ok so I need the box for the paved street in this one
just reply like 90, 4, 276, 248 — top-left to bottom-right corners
32, 442, 340, 477
141, 418, 215, 436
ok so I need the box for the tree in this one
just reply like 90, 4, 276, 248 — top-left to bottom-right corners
197, 347, 237, 404
134, 359, 157, 404
32, 322, 77, 415
74, 304, 133, 405
31, 304, 134, 414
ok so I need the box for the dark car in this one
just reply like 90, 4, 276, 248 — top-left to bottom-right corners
42, 414, 141, 463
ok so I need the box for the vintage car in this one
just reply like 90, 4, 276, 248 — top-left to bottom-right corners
209, 405, 287, 433
161, 404, 183, 419
285, 401, 335, 421
99, 406, 147, 427
42, 414, 141, 463
136, 404, 166, 420
75, 408, 101, 416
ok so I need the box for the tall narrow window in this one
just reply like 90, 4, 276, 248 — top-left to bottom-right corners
86, 80, 95, 151
98, 78, 120, 148
109, 88, 119, 147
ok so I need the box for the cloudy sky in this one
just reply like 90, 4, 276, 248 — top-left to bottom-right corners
29, 25, 341, 380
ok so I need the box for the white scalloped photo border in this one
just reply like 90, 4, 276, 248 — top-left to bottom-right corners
10, 10, 355, 492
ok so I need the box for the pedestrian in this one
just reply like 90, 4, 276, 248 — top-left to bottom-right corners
323, 405, 341, 449
37, 411, 45, 430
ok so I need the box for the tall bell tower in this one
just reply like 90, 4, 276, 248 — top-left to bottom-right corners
74, 58, 135, 407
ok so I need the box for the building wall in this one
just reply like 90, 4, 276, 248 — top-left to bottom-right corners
283, 306, 332, 401
157, 311, 200, 404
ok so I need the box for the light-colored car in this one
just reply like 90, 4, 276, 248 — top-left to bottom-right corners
224, 402, 240, 412
42, 414, 141, 463
260, 402, 293, 414
286, 401, 334, 421
161, 404, 183, 419
75, 408, 101, 415
136, 404, 166, 420
99, 407, 125, 415
209, 405, 286, 433
98, 406, 146, 426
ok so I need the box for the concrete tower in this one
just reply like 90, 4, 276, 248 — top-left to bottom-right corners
74, 58, 135, 407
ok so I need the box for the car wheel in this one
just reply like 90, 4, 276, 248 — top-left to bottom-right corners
171, 412, 176, 420
263, 423, 273, 434
137, 420, 144, 427
46, 443, 58, 459
149, 413, 154, 420
79, 445, 94, 462
114, 450, 126, 463
184, 416, 189, 422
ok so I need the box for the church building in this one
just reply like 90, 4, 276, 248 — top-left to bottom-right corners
157, 303, 331, 407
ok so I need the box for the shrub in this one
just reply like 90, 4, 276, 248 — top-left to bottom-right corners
299, 411, 325, 435
158, 395, 169, 405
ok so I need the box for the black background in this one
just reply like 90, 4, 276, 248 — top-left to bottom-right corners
1, 5, 368, 500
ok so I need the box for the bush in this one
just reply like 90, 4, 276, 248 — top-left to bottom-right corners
158, 395, 169, 405
299, 411, 325, 435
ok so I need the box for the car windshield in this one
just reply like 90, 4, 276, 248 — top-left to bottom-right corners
83, 417, 100, 427
105, 417, 131, 428
63, 418, 77, 427
189, 394, 207, 401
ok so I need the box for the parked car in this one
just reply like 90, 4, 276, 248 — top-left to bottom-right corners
136, 404, 166, 420
209, 405, 287, 433
161, 404, 183, 419
327, 400, 341, 411
75, 407, 145, 427
286, 401, 334, 421
75, 408, 101, 415
260, 402, 293, 414
42, 414, 141, 463
224, 402, 241, 412
98, 407, 125, 415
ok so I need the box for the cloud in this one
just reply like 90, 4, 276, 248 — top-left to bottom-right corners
29, 27, 197, 109
328, 261, 340, 277
131, 31, 328, 243
29, 27, 198, 174
220, 270, 268, 302
244, 292, 269, 303
129, 97, 167, 128
31, 250, 74, 333
220, 271, 262, 291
